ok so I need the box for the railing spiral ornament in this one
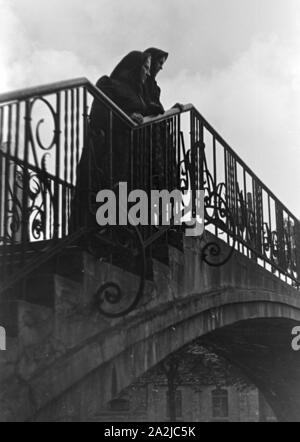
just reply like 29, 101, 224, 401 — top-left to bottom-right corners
235, 187, 256, 244
0, 159, 54, 247
201, 162, 236, 267
263, 222, 278, 263
30, 97, 58, 153
1, 167, 23, 244
179, 148, 192, 194
93, 224, 146, 318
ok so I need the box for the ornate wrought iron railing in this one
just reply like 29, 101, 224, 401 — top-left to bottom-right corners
189, 108, 300, 286
0, 79, 136, 298
0, 77, 299, 317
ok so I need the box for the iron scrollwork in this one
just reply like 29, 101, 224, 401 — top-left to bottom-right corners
92, 225, 146, 318
0, 159, 54, 246
177, 129, 237, 267
201, 167, 236, 266
182, 133, 236, 267
263, 222, 278, 263
235, 186, 256, 246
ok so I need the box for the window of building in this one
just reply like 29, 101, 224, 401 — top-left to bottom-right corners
212, 388, 229, 419
166, 390, 183, 419
239, 391, 253, 418
109, 398, 130, 412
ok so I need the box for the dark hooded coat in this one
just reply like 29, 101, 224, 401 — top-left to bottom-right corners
142, 48, 172, 190
144, 48, 182, 258
70, 51, 156, 234
91, 50, 161, 129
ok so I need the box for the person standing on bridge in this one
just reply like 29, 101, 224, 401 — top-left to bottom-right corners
91, 50, 163, 127
142, 48, 185, 260
143, 47, 184, 113
90, 50, 164, 188
70, 51, 162, 237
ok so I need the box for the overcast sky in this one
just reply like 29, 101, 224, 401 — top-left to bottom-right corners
0, 0, 300, 217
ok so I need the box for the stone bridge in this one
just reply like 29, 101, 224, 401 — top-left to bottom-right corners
0, 78, 300, 422
1, 232, 300, 422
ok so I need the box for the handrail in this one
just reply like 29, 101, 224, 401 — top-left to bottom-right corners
142, 104, 193, 127
86, 83, 136, 127
0, 78, 90, 103
0, 77, 136, 128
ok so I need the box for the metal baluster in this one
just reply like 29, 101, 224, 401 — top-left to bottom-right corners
10, 103, 21, 274
68, 89, 75, 234
0, 146, 3, 284
149, 124, 153, 259
165, 119, 169, 192
70, 89, 75, 187
0, 106, 4, 282
63, 90, 69, 235
243, 169, 248, 258
21, 100, 31, 269
130, 128, 134, 191
190, 111, 196, 219
196, 116, 200, 193
287, 214, 292, 275
224, 148, 229, 244
295, 219, 300, 286
144, 126, 147, 192
262, 189, 267, 269
75, 87, 80, 169
141, 126, 145, 191
171, 116, 175, 191
213, 137, 218, 237
233, 157, 240, 253
0, 105, 3, 147
82, 87, 89, 230
3, 105, 12, 279
268, 195, 273, 271
54, 92, 61, 240
108, 110, 113, 190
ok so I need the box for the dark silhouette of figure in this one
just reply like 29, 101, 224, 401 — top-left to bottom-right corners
70, 49, 184, 264
91, 50, 162, 127
144, 48, 184, 113
143, 48, 184, 259
70, 51, 161, 235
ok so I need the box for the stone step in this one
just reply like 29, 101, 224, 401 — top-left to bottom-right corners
0, 240, 184, 344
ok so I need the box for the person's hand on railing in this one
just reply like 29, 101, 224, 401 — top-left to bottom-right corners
172, 103, 185, 112
148, 102, 165, 116
130, 113, 144, 124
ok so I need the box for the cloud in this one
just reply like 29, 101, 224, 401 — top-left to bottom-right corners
161, 36, 300, 216
0, 0, 101, 91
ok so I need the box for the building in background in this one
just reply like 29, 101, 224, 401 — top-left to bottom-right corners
94, 345, 277, 422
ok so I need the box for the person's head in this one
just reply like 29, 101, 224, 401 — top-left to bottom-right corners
144, 48, 169, 78
140, 55, 151, 84
111, 51, 151, 90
